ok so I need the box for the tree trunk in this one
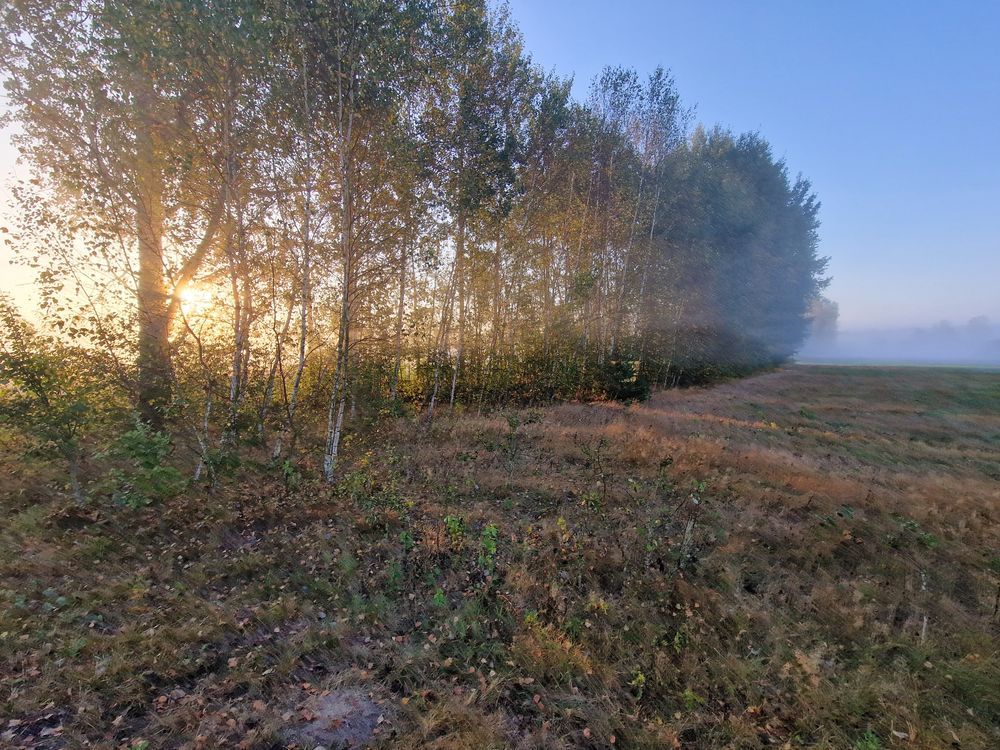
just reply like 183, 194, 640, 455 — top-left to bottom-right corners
389, 239, 407, 402
282, 54, 315, 457
259, 287, 293, 442
135, 81, 170, 429
324, 52, 354, 481
448, 215, 466, 408
428, 247, 458, 419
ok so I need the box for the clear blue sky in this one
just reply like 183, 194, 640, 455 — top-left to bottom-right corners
507, 0, 1000, 330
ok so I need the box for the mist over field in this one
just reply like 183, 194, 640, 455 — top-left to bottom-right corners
798, 317, 1000, 367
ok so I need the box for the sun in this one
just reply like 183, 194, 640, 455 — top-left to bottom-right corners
178, 283, 214, 315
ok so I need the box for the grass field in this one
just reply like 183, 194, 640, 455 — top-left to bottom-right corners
2, 366, 998, 749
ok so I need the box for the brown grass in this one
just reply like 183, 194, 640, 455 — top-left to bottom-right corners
1, 365, 998, 749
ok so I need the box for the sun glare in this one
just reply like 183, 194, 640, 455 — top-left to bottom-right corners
179, 284, 214, 315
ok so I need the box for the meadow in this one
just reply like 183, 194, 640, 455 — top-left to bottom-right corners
2, 366, 998, 749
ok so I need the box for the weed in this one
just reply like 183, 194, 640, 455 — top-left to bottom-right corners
478, 523, 499, 571
580, 489, 602, 511
444, 515, 465, 550
681, 687, 706, 711
343, 466, 405, 533
629, 669, 647, 698
400, 529, 415, 553
103, 421, 185, 508
338, 550, 359, 580
500, 411, 540, 480
280, 458, 301, 490
432, 588, 447, 608
386, 560, 404, 593
853, 730, 882, 750
6, 505, 47, 536
577, 435, 611, 507
78, 534, 119, 562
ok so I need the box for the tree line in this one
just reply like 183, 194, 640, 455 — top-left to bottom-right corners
1, 0, 826, 482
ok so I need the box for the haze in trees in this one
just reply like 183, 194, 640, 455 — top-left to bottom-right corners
1, 0, 825, 474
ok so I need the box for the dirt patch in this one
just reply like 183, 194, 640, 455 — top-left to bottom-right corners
282, 688, 391, 749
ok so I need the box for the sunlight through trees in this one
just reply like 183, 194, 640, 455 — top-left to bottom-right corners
1, 0, 826, 477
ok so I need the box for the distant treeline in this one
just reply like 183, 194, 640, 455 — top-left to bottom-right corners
1, 1, 826, 477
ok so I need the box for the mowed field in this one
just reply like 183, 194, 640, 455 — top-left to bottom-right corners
2, 366, 998, 749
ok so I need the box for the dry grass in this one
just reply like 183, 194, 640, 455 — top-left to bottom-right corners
1, 365, 998, 749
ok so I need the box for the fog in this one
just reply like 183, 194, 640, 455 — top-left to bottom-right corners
797, 317, 1000, 367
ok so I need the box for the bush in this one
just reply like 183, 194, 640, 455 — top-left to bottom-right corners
0, 299, 107, 503
104, 422, 185, 508
600, 358, 651, 402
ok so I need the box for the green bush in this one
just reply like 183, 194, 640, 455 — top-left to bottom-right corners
600, 358, 651, 402
104, 422, 185, 508
0, 299, 110, 503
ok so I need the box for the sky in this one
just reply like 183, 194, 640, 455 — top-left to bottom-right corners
507, 0, 1000, 330
1, 1, 998, 332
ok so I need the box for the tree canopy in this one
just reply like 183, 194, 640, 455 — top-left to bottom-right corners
1, 0, 827, 478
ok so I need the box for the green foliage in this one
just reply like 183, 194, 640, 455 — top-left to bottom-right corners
444, 515, 466, 550
898, 517, 940, 549
103, 422, 185, 509
338, 550, 360, 580
386, 560, 404, 593
432, 588, 448, 608
680, 687, 706, 711
672, 626, 690, 653
853, 730, 883, 750
280, 459, 302, 491
600, 358, 650, 402
399, 529, 416, 553
477, 523, 499, 571
887, 515, 942, 550
0, 299, 114, 501
200, 446, 242, 482
580, 489, 602, 512
629, 669, 647, 699
342, 466, 406, 533
0, 0, 827, 461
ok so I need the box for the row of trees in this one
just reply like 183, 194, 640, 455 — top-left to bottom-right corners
1, 0, 826, 481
